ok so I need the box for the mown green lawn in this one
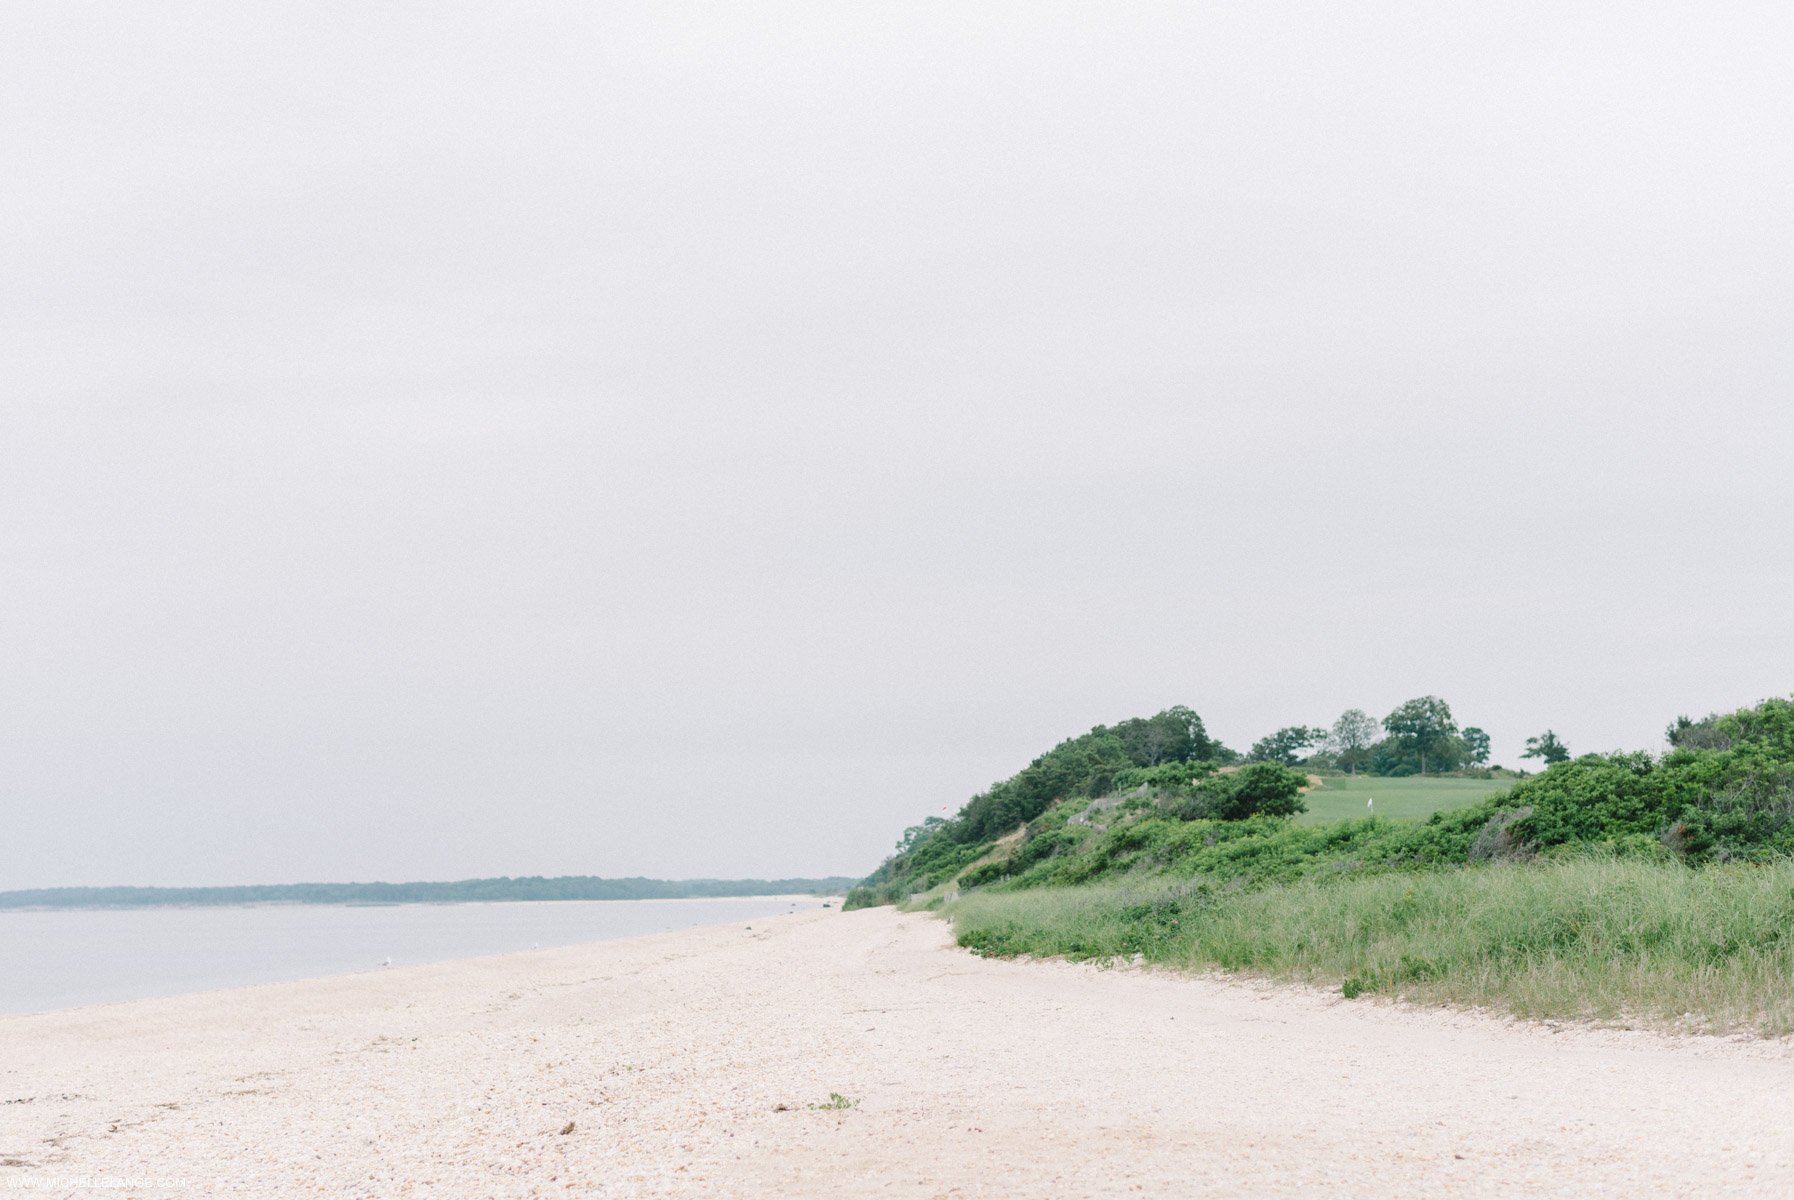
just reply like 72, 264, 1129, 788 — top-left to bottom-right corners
1297, 774, 1512, 824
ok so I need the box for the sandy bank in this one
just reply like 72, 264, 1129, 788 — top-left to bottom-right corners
3, 907, 1792, 1197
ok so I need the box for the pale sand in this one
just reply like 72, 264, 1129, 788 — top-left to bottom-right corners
4, 907, 1793, 1198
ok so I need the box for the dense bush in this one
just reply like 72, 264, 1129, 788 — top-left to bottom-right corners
969, 801, 1504, 893
959, 826, 1085, 890
1167, 763, 1308, 821
1501, 698, 1794, 861
1112, 760, 1221, 794
1506, 753, 1674, 845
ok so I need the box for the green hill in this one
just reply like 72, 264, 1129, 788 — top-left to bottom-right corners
849, 697, 1794, 1033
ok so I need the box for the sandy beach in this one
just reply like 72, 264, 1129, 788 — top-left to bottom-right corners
4, 906, 1793, 1198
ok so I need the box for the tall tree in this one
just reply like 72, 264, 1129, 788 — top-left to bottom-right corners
1382, 696, 1460, 776
1666, 714, 1730, 751
895, 816, 946, 855
1248, 726, 1325, 767
1329, 709, 1380, 775
1522, 730, 1570, 764
1108, 705, 1217, 765
1462, 726, 1492, 767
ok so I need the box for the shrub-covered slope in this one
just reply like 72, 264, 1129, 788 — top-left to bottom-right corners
845, 706, 1234, 908
853, 695, 1794, 1031
852, 697, 1794, 911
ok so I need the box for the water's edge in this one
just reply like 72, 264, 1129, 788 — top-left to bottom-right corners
0, 895, 830, 1014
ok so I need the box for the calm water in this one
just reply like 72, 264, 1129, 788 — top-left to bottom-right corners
0, 896, 825, 1014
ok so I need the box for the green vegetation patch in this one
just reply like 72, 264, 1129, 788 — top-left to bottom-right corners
853, 695, 1794, 1033
846, 706, 1231, 909
964, 804, 1499, 893
948, 856, 1794, 1034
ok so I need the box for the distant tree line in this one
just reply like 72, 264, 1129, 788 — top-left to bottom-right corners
0, 875, 859, 910
1247, 696, 1570, 776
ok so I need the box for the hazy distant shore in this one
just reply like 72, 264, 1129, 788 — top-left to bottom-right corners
5, 907, 1793, 1197
0, 874, 857, 910
0, 892, 841, 913
0, 895, 834, 1014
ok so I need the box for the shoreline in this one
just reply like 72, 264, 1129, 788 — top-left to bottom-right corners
1, 895, 836, 1019
6, 906, 1793, 1196
0, 892, 840, 914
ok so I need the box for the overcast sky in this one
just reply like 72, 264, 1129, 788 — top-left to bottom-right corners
4, 2, 1791, 890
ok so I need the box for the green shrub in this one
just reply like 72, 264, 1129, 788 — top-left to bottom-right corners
1506, 753, 1673, 845
1166, 763, 1308, 821
1113, 760, 1221, 794
1497, 698, 1794, 860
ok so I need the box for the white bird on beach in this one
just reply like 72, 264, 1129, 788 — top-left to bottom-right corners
382, 956, 392, 968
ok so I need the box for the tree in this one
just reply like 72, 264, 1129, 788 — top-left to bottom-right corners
1382, 696, 1460, 776
895, 816, 946, 855
1329, 709, 1380, 775
1522, 730, 1570, 764
1215, 763, 1308, 819
1248, 725, 1325, 767
1462, 727, 1491, 767
1666, 713, 1730, 751
1107, 705, 1217, 765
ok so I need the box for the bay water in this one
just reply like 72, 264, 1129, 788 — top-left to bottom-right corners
0, 896, 826, 1014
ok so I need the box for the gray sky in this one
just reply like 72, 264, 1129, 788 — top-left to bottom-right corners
4, 2, 1791, 889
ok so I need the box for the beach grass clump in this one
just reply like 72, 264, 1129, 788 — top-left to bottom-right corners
947, 856, 1794, 1034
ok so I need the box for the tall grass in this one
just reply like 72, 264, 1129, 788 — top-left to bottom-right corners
947, 856, 1794, 1034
